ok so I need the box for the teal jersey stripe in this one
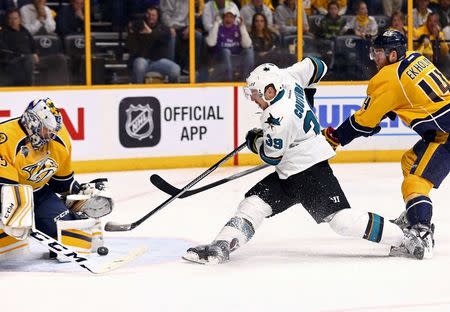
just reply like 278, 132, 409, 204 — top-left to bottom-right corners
367, 213, 384, 243
306, 56, 325, 85
259, 146, 282, 165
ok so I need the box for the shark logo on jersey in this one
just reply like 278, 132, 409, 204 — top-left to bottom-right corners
125, 104, 154, 141
22, 157, 58, 183
265, 113, 283, 130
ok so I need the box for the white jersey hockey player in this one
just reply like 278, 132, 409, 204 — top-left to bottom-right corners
183, 58, 427, 264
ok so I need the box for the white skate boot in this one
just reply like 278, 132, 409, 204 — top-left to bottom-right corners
390, 227, 426, 260
413, 223, 434, 259
182, 240, 230, 264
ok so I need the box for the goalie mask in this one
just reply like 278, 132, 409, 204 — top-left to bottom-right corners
21, 98, 62, 150
244, 63, 285, 103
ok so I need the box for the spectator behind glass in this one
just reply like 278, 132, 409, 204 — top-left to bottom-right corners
203, 0, 240, 33
389, 11, 407, 36
314, 0, 347, 16
342, 1, 378, 39
0, 0, 31, 10
416, 33, 434, 61
56, 0, 84, 37
195, 0, 205, 31
240, 0, 274, 31
205, 6, 254, 81
0, 8, 36, 85
319, 1, 345, 39
240, 0, 274, 10
275, 0, 309, 35
20, 0, 56, 35
303, 0, 312, 15
161, 0, 203, 73
0, 8, 69, 86
250, 12, 289, 66
382, 0, 403, 17
413, 0, 432, 28
414, 12, 449, 64
127, 6, 181, 83
127, 0, 160, 19
437, 0, 450, 40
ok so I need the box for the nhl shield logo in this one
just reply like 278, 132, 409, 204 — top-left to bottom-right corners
125, 104, 154, 140
119, 97, 161, 148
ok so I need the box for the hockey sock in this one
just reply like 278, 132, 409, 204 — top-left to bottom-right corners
215, 216, 255, 251
214, 195, 271, 252
405, 195, 432, 226
328, 209, 405, 247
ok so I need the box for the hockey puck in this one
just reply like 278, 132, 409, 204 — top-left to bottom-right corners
97, 246, 109, 256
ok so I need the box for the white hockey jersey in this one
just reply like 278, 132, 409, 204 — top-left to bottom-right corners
254, 57, 336, 179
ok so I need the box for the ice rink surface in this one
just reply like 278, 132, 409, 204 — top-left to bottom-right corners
1, 163, 449, 312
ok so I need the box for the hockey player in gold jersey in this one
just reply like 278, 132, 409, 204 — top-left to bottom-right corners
323, 30, 449, 258
0, 98, 113, 260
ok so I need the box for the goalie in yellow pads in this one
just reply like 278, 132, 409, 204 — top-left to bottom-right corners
0, 98, 113, 260
323, 30, 449, 259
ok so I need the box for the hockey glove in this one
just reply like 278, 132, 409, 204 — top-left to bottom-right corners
322, 127, 340, 150
245, 128, 263, 154
66, 178, 113, 219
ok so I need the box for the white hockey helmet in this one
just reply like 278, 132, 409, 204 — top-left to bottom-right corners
21, 98, 62, 150
244, 63, 285, 103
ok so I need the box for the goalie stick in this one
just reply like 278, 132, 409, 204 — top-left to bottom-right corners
150, 164, 270, 198
104, 142, 248, 232
30, 228, 147, 274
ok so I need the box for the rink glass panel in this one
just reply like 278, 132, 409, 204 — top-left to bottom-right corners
3, 0, 445, 88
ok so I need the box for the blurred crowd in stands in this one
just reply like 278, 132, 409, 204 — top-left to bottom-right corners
0, 0, 448, 86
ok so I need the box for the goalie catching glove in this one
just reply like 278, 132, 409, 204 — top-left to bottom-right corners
66, 178, 113, 219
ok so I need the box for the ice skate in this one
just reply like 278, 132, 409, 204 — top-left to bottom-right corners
390, 227, 426, 260
182, 240, 230, 265
414, 223, 434, 259
390, 210, 409, 230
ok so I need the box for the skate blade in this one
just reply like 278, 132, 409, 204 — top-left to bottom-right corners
182, 252, 207, 264
389, 246, 424, 260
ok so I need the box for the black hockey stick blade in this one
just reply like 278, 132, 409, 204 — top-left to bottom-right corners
150, 164, 270, 198
105, 142, 248, 232
104, 221, 134, 232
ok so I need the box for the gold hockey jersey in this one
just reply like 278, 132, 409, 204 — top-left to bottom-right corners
0, 117, 74, 191
353, 51, 449, 138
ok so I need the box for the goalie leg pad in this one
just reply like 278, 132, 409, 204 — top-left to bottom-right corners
0, 228, 30, 260
56, 219, 100, 259
0, 184, 34, 240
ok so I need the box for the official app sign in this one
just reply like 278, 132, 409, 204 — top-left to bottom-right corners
119, 97, 161, 148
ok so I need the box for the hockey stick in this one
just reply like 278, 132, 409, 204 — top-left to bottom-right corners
30, 228, 147, 274
105, 142, 248, 232
150, 164, 270, 198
